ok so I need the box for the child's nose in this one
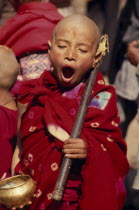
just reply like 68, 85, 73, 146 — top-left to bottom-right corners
65, 48, 76, 61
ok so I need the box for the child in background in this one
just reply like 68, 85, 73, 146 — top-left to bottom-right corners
12, 15, 129, 210
0, 46, 19, 209
0, 45, 19, 180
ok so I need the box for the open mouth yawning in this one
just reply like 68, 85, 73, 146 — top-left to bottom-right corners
62, 66, 75, 81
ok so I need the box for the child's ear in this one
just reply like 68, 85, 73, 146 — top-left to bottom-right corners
48, 40, 51, 55
92, 51, 103, 68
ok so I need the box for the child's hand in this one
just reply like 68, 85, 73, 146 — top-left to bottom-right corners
11, 193, 37, 210
63, 138, 87, 159
11, 201, 32, 210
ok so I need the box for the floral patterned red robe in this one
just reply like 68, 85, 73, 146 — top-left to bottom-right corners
15, 70, 129, 210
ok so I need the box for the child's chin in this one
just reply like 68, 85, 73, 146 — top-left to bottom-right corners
61, 81, 75, 88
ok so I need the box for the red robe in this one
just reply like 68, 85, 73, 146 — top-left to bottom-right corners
0, 106, 17, 210
0, 106, 17, 179
15, 71, 129, 210
0, 1, 62, 57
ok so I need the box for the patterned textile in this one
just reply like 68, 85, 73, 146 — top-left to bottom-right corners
15, 71, 129, 210
19, 53, 51, 80
11, 53, 52, 97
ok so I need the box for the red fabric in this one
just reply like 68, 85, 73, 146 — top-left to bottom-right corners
0, 106, 17, 179
15, 71, 129, 210
0, 107, 17, 209
0, 2, 62, 57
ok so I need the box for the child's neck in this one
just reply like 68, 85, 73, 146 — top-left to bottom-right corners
0, 89, 17, 111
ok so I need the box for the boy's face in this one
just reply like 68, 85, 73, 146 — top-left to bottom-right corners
48, 20, 101, 88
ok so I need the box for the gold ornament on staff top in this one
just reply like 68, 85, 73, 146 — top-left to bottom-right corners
97, 34, 109, 61
0, 34, 109, 209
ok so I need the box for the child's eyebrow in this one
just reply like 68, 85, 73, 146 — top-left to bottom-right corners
56, 39, 90, 48
56, 39, 69, 44
77, 43, 90, 48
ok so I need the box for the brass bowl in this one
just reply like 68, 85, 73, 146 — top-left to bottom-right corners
0, 175, 36, 208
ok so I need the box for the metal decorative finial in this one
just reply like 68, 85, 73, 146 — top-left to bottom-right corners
97, 34, 109, 57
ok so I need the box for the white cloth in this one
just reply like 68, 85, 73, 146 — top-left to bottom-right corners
114, 59, 139, 100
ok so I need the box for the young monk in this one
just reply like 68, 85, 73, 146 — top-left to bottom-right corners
0, 46, 19, 209
12, 14, 129, 210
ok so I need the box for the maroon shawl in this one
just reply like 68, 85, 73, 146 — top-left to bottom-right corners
15, 71, 129, 210
0, 2, 62, 57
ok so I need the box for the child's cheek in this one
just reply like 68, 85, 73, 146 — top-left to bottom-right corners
80, 58, 93, 70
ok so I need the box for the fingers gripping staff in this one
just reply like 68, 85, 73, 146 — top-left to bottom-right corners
52, 34, 109, 201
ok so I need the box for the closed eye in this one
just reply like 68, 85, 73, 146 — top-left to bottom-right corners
79, 49, 88, 53
58, 45, 67, 49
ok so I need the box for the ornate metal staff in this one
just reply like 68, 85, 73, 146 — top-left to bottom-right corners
52, 34, 109, 201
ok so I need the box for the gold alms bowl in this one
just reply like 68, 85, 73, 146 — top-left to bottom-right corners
0, 175, 36, 208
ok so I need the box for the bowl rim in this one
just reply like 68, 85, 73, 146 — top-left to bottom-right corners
0, 175, 33, 190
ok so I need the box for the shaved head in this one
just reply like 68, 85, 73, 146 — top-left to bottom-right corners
52, 14, 101, 50
0, 46, 19, 89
